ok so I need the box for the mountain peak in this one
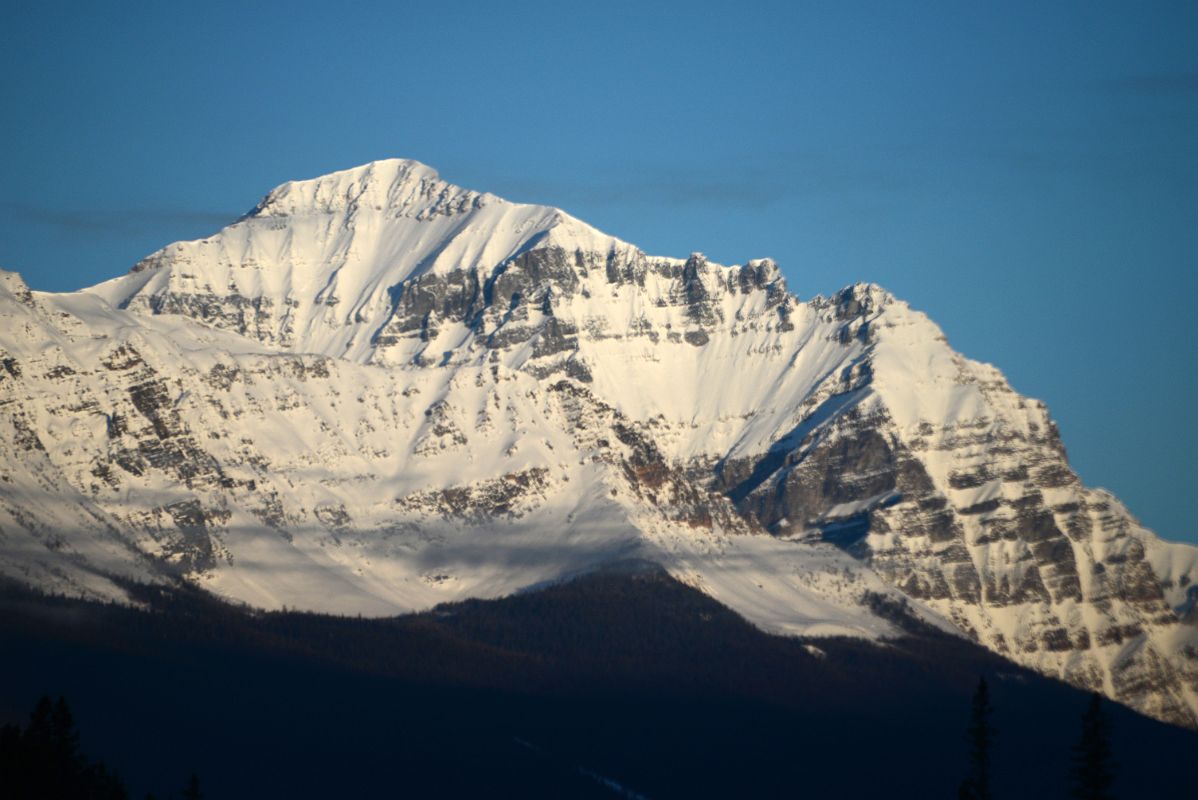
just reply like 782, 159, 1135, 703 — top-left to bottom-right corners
249, 158, 495, 220
87, 159, 631, 360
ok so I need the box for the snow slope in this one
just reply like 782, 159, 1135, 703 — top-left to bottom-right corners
1, 266, 913, 639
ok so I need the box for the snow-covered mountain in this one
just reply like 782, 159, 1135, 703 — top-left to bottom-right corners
2, 159, 1196, 727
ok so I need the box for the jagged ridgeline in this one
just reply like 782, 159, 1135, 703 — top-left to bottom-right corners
1, 159, 1195, 727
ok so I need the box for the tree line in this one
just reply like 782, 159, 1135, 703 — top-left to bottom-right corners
960, 677, 1117, 800
0, 696, 201, 800
1, 683, 1122, 799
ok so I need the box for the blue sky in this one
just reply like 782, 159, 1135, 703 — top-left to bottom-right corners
2, 1, 1196, 543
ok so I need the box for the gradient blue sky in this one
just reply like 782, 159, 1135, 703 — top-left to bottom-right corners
2, 1, 1196, 543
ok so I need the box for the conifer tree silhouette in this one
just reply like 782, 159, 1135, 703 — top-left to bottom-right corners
0, 695, 127, 799
1071, 692, 1116, 800
958, 677, 995, 800
181, 772, 203, 800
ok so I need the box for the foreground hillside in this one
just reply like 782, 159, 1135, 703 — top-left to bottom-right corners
2, 569, 1195, 799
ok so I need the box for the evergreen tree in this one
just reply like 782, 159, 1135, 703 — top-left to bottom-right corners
0, 695, 127, 799
958, 677, 996, 800
0, 722, 24, 790
1071, 692, 1116, 800
50, 696, 82, 770
181, 772, 203, 800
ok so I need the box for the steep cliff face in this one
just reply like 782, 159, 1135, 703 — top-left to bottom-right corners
1, 159, 1195, 726
705, 286, 1198, 727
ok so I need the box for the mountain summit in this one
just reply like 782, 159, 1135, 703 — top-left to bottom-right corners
87, 158, 629, 363
1, 160, 1196, 727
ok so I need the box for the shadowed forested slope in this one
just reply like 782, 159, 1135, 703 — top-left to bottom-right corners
2, 566, 1194, 798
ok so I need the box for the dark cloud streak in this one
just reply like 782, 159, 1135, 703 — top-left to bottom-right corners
0, 201, 239, 237
1101, 73, 1198, 96
487, 156, 912, 212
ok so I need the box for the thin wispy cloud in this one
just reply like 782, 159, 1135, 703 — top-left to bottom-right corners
968, 145, 1073, 175
0, 201, 239, 237
487, 155, 912, 212
1101, 73, 1198, 96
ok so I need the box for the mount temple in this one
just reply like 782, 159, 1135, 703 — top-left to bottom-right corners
1, 159, 1195, 727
